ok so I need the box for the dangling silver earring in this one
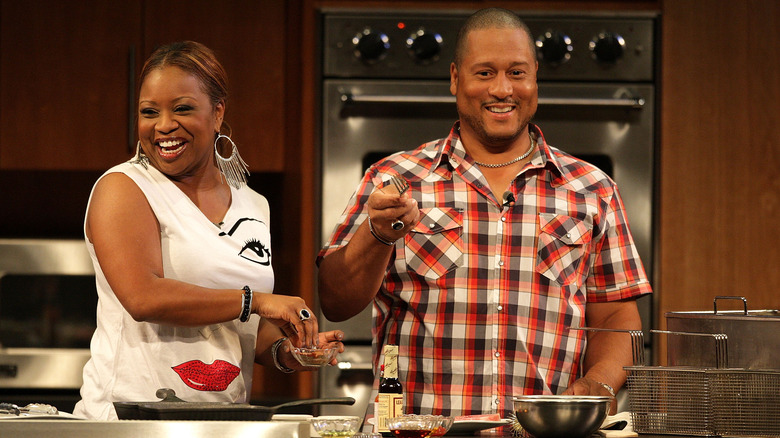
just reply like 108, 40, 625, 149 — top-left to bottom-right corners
214, 134, 249, 189
131, 141, 149, 169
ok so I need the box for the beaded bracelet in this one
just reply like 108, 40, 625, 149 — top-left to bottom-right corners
271, 337, 295, 373
367, 217, 395, 246
239, 286, 253, 322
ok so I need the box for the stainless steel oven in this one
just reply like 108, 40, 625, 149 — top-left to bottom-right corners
317, 10, 658, 416
0, 239, 95, 413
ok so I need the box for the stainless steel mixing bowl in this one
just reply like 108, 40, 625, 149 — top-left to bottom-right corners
512, 395, 611, 438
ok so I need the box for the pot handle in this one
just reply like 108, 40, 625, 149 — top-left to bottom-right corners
270, 396, 356, 411
714, 296, 748, 315
155, 388, 186, 402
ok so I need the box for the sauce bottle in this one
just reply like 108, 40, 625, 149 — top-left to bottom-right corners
374, 344, 403, 436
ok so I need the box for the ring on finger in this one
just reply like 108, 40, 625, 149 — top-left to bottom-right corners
298, 308, 311, 321
391, 219, 404, 230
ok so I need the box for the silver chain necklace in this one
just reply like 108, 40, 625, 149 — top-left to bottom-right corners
473, 133, 536, 168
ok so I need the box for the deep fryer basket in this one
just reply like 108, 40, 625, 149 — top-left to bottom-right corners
625, 330, 780, 437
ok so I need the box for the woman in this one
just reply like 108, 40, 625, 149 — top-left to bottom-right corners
73, 41, 341, 420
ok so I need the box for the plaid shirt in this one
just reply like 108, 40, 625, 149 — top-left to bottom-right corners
317, 122, 651, 418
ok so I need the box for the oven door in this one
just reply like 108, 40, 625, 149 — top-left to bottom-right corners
0, 239, 96, 413
320, 78, 654, 344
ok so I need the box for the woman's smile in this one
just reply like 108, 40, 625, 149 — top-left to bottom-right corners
156, 138, 188, 160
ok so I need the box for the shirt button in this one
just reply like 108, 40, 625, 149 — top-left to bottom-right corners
501, 217, 506, 222
429, 223, 436, 229
498, 260, 504, 266
494, 351, 501, 358
495, 398, 500, 405
497, 305, 503, 311
566, 233, 571, 238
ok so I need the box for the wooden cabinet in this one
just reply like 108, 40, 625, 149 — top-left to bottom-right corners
141, 0, 287, 172
0, 0, 286, 172
656, 0, 779, 363
0, 1, 142, 170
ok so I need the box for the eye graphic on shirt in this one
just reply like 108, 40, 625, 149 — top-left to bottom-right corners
218, 217, 272, 265
239, 238, 271, 265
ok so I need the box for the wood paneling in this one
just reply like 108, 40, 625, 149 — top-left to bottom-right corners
0, 1, 142, 169
142, 0, 288, 173
657, 0, 780, 363
0, 0, 286, 172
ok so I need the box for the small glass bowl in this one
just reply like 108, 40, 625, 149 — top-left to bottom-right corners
291, 345, 339, 367
310, 415, 362, 437
429, 416, 454, 436
386, 414, 438, 436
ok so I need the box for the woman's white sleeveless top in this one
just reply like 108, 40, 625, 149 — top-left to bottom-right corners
74, 162, 274, 420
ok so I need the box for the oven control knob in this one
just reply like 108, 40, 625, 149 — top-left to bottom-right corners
589, 32, 626, 64
406, 29, 443, 62
352, 28, 390, 63
535, 30, 573, 65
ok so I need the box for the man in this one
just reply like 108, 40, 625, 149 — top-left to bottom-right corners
317, 8, 651, 418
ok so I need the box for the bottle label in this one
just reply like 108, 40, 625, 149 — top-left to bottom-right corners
383, 345, 399, 379
374, 393, 404, 433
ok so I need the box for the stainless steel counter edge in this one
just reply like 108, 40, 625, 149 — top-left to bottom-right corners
0, 419, 310, 438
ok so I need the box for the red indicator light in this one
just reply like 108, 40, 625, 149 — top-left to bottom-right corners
397, 22, 405, 29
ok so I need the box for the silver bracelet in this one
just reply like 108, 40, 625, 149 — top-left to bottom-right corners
271, 337, 295, 373
595, 380, 616, 397
368, 217, 395, 246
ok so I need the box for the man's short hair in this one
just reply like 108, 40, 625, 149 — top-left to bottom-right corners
453, 8, 537, 66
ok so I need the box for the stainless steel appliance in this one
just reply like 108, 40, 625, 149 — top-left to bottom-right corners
666, 296, 780, 370
318, 9, 658, 416
0, 239, 95, 413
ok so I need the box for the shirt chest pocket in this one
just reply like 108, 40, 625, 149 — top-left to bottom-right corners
536, 213, 593, 286
403, 207, 463, 279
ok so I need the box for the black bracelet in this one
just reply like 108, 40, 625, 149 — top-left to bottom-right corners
239, 286, 252, 322
368, 217, 395, 246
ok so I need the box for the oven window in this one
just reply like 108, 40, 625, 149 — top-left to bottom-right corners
0, 274, 97, 348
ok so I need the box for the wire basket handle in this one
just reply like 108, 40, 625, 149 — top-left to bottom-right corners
651, 329, 729, 368
570, 327, 645, 366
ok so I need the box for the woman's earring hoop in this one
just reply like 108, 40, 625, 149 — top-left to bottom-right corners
214, 134, 250, 189
131, 141, 149, 169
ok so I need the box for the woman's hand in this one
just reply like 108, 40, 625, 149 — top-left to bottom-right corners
253, 293, 319, 348
277, 330, 346, 371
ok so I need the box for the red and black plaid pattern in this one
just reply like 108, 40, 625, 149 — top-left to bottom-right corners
318, 123, 651, 419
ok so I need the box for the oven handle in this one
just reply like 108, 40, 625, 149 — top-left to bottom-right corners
341, 93, 645, 109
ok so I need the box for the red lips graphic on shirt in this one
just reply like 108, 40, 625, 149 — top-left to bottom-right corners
172, 360, 241, 391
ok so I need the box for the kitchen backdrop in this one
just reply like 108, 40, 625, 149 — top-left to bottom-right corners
317, 9, 658, 417
1, 0, 776, 406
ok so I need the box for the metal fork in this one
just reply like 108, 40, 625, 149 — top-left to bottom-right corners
390, 174, 409, 196
389, 175, 409, 230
